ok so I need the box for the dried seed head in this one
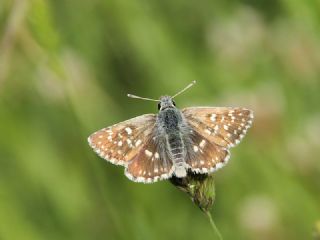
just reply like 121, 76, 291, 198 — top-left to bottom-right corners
170, 171, 215, 212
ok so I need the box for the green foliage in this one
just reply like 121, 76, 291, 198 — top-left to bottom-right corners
0, 0, 320, 239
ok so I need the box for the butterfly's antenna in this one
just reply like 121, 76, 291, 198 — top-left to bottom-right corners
172, 80, 196, 99
127, 94, 159, 102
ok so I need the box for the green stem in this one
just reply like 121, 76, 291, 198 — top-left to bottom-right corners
205, 211, 223, 240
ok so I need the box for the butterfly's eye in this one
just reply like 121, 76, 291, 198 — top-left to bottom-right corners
158, 102, 161, 110
172, 100, 176, 106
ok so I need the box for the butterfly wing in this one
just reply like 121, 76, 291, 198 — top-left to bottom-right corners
182, 107, 253, 173
185, 130, 230, 174
88, 114, 157, 166
125, 138, 173, 183
182, 107, 253, 148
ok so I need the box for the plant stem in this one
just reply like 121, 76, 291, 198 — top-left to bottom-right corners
205, 211, 223, 240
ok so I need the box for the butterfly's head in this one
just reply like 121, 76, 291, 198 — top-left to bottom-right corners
158, 96, 176, 111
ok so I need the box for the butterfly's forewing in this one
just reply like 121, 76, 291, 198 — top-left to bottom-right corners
125, 138, 173, 183
88, 114, 156, 166
182, 107, 253, 148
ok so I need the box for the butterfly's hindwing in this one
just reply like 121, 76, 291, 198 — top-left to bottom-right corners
125, 138, 173, 183
182, 107, 253, 148
186, 129, 230, 174
88, 114, 156, 166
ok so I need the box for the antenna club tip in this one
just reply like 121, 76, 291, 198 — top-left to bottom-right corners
192, 80, 196, 84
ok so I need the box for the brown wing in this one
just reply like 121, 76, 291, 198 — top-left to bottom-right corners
88, 114, 156, 166
125, 138, 173, 183
182, 107, 253, 148
186, 129, 230, 174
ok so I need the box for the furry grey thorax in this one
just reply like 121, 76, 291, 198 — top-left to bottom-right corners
155, 96, 191, 177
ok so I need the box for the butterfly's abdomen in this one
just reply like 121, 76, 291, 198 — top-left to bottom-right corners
167, 133, 186, 177
168, 134, 184, 161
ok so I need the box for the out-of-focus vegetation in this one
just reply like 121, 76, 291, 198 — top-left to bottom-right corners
1, 0, 320, 239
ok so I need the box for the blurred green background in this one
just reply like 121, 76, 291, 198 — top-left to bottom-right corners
1, 0, 320, 239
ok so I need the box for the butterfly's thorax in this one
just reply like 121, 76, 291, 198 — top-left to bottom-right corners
156, 106, 190, 177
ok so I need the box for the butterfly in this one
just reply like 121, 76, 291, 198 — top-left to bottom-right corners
88, 81, 253, 183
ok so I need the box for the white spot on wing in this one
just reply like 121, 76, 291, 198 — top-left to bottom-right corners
145, 149, 153, 157
216, 162, 224, 169
199, 140, 206, 148
210, 114, 216, 122
135, 139, 142, 147
125, 127, 132, 135
205, 129, 211, 135
193, 145, 199, 152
